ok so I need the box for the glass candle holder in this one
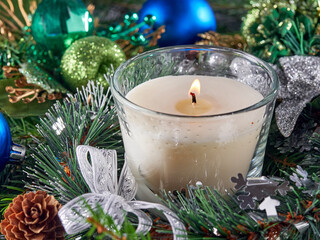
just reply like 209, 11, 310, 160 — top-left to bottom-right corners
111, 46, 278, 202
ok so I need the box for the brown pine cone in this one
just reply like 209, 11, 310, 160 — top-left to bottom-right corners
0, 191, 65, 240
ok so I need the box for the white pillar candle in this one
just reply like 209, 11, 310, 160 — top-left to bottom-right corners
122, 75, 264, 200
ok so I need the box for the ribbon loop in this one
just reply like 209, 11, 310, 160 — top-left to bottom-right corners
118, 161, 137, 200
76, 145, 118, 194
128, 201, 187, 239
59, 193, 111, 234
59, 145, 187, 238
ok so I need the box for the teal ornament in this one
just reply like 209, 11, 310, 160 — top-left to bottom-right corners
130, 33, 147, 46
0, 113, 25, 172
124, 12, 139, 25
139, 0, 216, 46
143, 15, 157, 26
31, 0, 94, 53
99, 12, 156, 45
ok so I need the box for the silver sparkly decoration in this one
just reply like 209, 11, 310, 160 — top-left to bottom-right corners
258, 196, 280, 217
231, 174, 290, 219
58, 145, 187, 239
294, 221, 310, 234
275, 56, 320, 137
289, 165, 319, 195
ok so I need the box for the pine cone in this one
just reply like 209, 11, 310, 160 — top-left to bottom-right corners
0, 191, 65, 240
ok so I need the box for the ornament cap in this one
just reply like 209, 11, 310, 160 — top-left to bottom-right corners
9, 143, 26, 163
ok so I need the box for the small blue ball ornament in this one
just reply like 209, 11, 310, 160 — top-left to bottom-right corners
0, 113, 25, 172
139, 0, 216, 46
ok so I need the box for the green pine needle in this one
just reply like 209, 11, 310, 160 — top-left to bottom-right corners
24, 82, 123, 204
83, 203, 152, 240
163, 174, 320, 239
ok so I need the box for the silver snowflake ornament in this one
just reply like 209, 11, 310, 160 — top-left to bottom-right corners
231, 174, 291, 219
289, 165, 320, 195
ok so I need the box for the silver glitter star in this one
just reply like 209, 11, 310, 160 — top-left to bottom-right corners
275, 56, 320, 137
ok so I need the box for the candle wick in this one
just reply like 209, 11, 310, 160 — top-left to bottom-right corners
190, 92, 197, 104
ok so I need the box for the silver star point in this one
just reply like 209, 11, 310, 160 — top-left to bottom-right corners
275, 56, 320, 137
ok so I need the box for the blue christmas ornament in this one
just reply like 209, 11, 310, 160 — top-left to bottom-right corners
139, 0, 216, 46
0, 113, 25, 172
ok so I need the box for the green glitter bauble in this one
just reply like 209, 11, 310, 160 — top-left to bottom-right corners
61, 36, 126, 92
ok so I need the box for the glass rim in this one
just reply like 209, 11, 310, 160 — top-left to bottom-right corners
111, 45, 279, 118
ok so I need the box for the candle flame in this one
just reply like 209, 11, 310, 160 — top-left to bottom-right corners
189, 79, 200, 96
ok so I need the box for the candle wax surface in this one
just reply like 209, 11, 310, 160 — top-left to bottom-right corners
126, 75, 263, 116
122, 75, 265, 201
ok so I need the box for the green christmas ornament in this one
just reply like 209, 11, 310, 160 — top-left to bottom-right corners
242, 0, 320, 63
31, 0, 94, 53
61, 36, 126, 92
19, 63, 67, 95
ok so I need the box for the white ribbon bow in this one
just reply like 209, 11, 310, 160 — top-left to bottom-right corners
58, 145, 187, 239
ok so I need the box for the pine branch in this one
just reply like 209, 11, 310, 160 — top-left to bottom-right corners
302, 133, 320, 175
0, 164, 24, 217
5, 116, 40, 144
263, 102, 320, 177
164, 171, 320, 239
24, 82, 123, 204
165, 187, 260, 239
83, 204, 152, 240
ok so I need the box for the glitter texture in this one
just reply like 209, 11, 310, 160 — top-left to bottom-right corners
275, 56, 320, 137
61, 36, 126, 92
19, 63, 67, 94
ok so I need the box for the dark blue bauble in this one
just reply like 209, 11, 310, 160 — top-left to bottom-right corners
139, 0, 216, 46
0, 113, 12, 171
